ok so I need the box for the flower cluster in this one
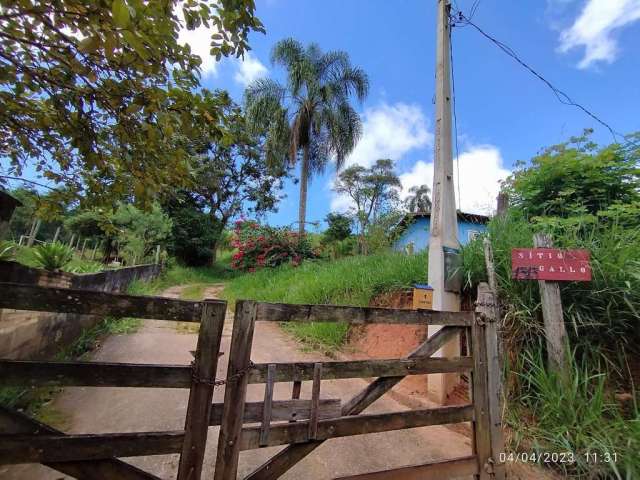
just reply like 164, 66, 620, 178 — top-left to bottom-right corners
230, 220, 317, 271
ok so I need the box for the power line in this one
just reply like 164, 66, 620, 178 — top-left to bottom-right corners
450, 9, 623, 144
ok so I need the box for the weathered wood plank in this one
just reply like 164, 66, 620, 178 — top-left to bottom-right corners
0, 282, 212, 322
214, 300, 257, 480
0, 406, 159, 479
240, 405, 474, 450
209, 399, 341, 425
178, 300, 226, 480
477, 283, 506, 480
259, 364, 277, 447
247, 356, 473, 383
308, 362, 322, 440
533, 234, 569, 376
0, 359, 193, 388
472, 301, 492, 480
245, 326, 464, 480
0, 431, 185, 464
332, 455, 479, 480
255, 302, 473, 325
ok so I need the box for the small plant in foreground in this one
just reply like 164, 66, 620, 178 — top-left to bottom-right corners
0, 241, 15, 261
32, 242, 74, 271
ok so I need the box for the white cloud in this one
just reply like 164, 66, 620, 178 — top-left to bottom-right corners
177, 6, 219, 77
330, 102, 432, 211
398, 145, 511, 216
558, 0, 640, 68
344, 102, 432, 169
234, 53, 268, 86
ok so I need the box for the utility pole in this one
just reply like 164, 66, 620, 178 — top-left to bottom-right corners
428, 0, 461, 404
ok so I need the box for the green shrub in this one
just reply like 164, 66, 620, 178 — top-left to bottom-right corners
32, 242, 74, 271
0, 241, 15, 261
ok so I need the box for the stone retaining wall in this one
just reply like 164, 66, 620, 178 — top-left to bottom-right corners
0, 261, 162, 359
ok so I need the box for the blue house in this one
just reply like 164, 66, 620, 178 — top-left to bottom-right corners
393, 212, 489, 252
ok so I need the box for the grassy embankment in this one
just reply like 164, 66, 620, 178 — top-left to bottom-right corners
222, 252, 428, 351
460, 211, 640, 479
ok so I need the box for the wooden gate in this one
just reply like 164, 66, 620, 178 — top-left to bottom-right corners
0, 281, 504, 480
214, 282, 504, 480
0, 282, 227, 480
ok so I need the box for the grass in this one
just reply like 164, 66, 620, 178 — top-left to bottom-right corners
180, 283, 208, 300
222, 251, 427, 351
128, 255, 238, 296
460, 211, 640, 479
508, 348, 640, 478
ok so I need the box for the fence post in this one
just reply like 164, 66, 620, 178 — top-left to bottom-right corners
26, 219, 41, 247
533, 233, 568, 376
155, 245, 161, 265
214, 300, 257, 480
68, 234, 75, 249
80, 238, 88, 258
177, 300, 226, 480
475, 283, 505, 480
91, 242, 99, 261
52, 226, 61, 244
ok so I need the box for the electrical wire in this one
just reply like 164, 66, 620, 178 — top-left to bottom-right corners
450, 8, 624, 144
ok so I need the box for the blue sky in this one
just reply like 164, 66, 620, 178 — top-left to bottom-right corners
11, 0, 640, 228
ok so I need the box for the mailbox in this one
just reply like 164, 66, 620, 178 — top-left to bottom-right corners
412, 284, 434, 310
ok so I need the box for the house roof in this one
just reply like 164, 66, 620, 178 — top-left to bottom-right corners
394, 211, 490, 236
393, 211, 490, 239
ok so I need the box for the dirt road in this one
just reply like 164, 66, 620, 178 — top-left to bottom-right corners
1, 284, 477, 479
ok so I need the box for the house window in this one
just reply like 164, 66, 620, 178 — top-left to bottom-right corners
467, 230, 481, 242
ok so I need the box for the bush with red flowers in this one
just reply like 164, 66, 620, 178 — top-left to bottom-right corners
230, 220, 318, 270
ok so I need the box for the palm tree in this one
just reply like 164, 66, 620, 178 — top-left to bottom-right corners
244, 38, 369, 235
405, 184, 432, 213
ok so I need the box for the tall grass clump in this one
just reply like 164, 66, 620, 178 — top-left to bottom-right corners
510, 348, 639, 478
223, 251, 427, 351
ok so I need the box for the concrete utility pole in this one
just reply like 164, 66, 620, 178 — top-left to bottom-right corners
427, 0, 461, 404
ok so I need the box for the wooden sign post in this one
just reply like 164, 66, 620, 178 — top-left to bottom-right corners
512, 234, 592, 376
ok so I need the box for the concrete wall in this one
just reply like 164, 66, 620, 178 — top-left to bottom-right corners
0, 262, 161, 360
393, 217, 487, 252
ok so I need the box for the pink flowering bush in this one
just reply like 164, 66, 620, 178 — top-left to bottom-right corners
230, 220, 318, 271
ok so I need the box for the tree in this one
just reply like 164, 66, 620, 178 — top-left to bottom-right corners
64, 202, 171, 263
504, 130, 640, 218
323, 213, 352, 243
244, 38, 369, 235
404, 184, 431, 213
162, 191, 219, 266
0, 0, 264, 204
333, 159, 401, 254
170, 92, 288, 263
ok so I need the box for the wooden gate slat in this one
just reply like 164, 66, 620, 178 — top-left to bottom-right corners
259, 364, 277, 447
0, 359, 192, 388
0, 406, 160, 480
0, 282, 210, 321
239, 405, 474, 450
243, 326, 463, 480
307, 363, 322, 440
255, 302, 473, 325
0, 431, 185, 464
214, 300, 257, 480
209, 399, 341, 425
177, 300, 226, 480
246, 356, 473, 383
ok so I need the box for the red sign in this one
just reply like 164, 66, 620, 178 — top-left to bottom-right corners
511, 248, 591, 281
